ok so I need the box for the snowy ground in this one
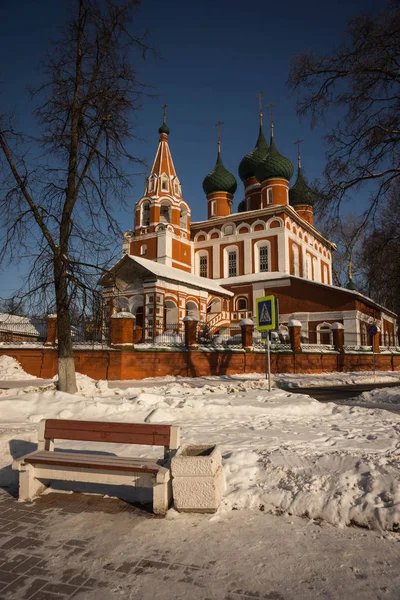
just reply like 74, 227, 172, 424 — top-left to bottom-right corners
0, 357, 399, 534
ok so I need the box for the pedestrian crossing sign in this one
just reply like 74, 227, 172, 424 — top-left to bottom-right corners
256, 295, 276, 331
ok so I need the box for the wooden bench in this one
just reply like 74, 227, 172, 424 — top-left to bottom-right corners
12, 419, 180, 515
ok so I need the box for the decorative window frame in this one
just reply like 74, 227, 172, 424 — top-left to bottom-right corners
210, 200, 217, 216
147, 175, 157, 194
237, 223, 251, 235
223, 244, 239, 278
140, 244, 147, 256
254, 239, 271, 273
160, 173, 170, 192
266, 216, 284, 229
236, 296, 248, 311
316, 322, 333, 345
292, 243, 300, 277
222, 222, 236, 237
266, 187, 273, 205
252, 219, 266, 232
313, 256, 320, 282
194, 230, 208, 242
195, 250, 209, 278
160, 200, 172, 224
141, 201, 151, 227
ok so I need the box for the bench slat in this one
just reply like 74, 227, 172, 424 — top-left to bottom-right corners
44, 420, 172, 446
24, 451, 161, 473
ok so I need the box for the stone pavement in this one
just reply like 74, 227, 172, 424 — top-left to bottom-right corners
1, 486, 400, 600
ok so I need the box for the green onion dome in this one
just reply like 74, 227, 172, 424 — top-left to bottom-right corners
255, 137, 294, 183
202, 151, 237, 196
158, 121, 170, 135
289, 168, 318, 206
238, 125, 268, 182
346, 277, 357, 291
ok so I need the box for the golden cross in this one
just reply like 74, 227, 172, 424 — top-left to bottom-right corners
294, 139, 304, 169
267, 103, 275, 136
162, 104, 168, 123
256, 91, 263, 125
216, 120, 224, 151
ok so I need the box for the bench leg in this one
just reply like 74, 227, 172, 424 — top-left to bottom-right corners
153, 477, 172, 515
19, 464, 48, 501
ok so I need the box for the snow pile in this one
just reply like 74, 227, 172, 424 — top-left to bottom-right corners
0, 375, 399, 531
276, 371, 400, 388
356, 386, 400, 406
0, 355, 37, 380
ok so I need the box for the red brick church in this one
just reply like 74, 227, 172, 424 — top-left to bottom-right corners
100, 107, 397, 349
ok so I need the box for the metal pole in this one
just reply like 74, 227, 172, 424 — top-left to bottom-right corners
267, 331, 271, 392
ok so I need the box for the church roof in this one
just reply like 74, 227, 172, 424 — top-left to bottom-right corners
202, 150, 237, 196
238, 124, 268, 182
255, 136, 294, 182
101, 255, 234, 297
289, 168, 318, 206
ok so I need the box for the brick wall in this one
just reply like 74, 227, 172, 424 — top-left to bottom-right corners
1, 348, 400, 380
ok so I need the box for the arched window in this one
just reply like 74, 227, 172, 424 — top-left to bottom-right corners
164, 300, 178, 328
228, 250, 237, 277
160, 202, 171, 223
317, 322, 332, 345
210, 200, 216, 216
180, 206, 187, 229
259, 245, 269, 272
147, 175, 156, 194
313, 257, 319, 282
292, 244, 300, 277
142, 201, 150, 226
140, 244, 147, 256
237, 298, 247, 311
267, 188, 273, 204
173, 177, 181, 196
305, 254, 312, 279
186, 301, 199, 319
161, 173, 169, 192
199, 255, 208, 278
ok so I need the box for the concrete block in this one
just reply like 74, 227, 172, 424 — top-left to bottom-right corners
171, 444, 222, 477
173, 466, 224, 513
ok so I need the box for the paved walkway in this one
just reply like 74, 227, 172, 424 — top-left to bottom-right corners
0, 486, 399, 600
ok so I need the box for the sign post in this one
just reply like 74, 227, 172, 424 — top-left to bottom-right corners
367, 323, 378, 382
255, 296, 277, 392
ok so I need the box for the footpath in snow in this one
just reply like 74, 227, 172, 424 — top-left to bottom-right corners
0, 356, 399, 532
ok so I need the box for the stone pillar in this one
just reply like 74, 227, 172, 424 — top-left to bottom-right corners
183, 316, 199, 349
331, 322, 345, 353
45, 314, 57, 346
240, 318, 254, 349
288, 319, 302, 352
110, 312, 135, 348
373, 330, 381, 354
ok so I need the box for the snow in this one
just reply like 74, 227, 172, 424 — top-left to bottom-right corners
0, 360, 399, 532
0, 355, 37, 380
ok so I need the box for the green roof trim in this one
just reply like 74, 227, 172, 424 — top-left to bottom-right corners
203, 151, 237, 196
238, 125, 269, 181
289, 168, 318, 207
255, 137, 294, 182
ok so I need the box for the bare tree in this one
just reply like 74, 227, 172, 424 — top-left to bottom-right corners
288, 1, 400, 218
359, 185, 400, 320
0, 0, 153, 392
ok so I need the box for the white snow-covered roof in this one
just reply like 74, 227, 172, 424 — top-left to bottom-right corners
106, 255, 233, 297
0, 314, 44, 336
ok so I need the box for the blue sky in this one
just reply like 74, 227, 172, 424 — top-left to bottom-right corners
0, 0, 375, 298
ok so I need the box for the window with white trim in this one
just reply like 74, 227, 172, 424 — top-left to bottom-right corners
147, 175, 156, 194
267, 188, 273, 204
140, 244, 147, 256
305, 254, 312, 279
237, 298, 247, 311
292, 244, 300, 277
199, 255, 208, 278
160, 203, 171, 223
142, 202, 150, 226
228, 250, 237, 277
210, 200, 216, 216
259, 245, 269, 272
161, 174, 169, 192
313, 257, 319, 282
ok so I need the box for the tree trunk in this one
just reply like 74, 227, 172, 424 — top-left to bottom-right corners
54, 254, 77, 394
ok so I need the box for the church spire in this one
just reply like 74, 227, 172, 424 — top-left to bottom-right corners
145, 107, 180, 198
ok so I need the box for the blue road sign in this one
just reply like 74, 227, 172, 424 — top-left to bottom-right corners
367, 324, 378, 337
256, 295, 276, 331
